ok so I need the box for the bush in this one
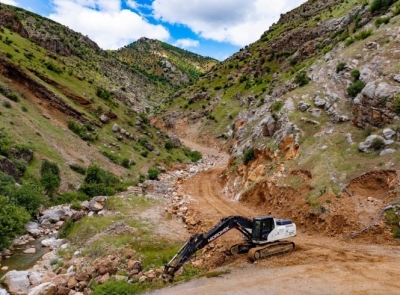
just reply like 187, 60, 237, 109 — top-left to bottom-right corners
40, 160, 61, 196
0, 195, 30, 248
10, 182, 43, 216
68, 121, 96, 142
185, 149, 202, 162
69, 164, 86, 175
2, 100, 11, 108
271, 101, 284, 112
354, 29, 373, 40
392, 95, 400, 114
347, 80, 365, 97
243, 148, 255, 165
57, 218, 74, 239
80, 164, 120, 197
370, 0, 396, 13
336, 62, 347, 73
294, 71, 309, 87
96, 88, 112, 101
45, 62, 63, 74
375, 16, 390, 28
148, 168, 159, 180
370, 137, 385, 151
164, 141, 174, 150
121, 158, 131, 168
350, 69, 360, 81
0, 135, 10, 157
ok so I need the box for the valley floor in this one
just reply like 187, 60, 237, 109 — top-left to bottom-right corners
150, 139, 400, 295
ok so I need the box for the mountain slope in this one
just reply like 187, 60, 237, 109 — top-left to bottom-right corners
114, 37, 218, 89
157, 0, 400, 237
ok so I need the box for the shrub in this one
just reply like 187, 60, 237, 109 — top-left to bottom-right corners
294, 70, 309, 87
45, 62, 63, 74
57, 218, 74, 239
370, 137, 385, 151
164, 141, 174, 150
347, 80, 365, 97
67, 121, 96, 142
96, 88, 112, 101
10, 182, 43, 216
80, 164, 120, 197
0, 135, 10, 157
271, 101, 284, 112
2, 100, 11, 108
0, 195, 30, 248
138, 174, 145, 183
102, 150, 119, 164
185, 149, 202, 162
243, 148, 255, 165
350, 69, 360, 81
392, 95, 400, 114
370, 0, 396, 13
69, 164, 86, 175
148, 168, 159, 180
336, 62, 347, 73
40, 160, 60, 196
354, 29, 373, 40
121, 158, 130, 168
375, 16, 390, 28
393, 2, 400, 15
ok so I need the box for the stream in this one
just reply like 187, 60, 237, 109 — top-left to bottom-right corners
0, 236, 51, 278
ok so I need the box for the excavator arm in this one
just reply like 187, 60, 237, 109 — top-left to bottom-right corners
163, 215, 253, 282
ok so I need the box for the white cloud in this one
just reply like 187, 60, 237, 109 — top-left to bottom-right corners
174, 38, 199, 49
126, 0, 138, 10
49, 0, 170, 50
0, 0, 18, 5
152, 0, 306, 46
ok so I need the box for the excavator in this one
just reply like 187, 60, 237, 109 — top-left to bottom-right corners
163, 215, 296, 282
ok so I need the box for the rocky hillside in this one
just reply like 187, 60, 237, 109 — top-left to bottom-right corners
157, 0, 400, 235
0, 3, 207, 197
114, 38, 218, 90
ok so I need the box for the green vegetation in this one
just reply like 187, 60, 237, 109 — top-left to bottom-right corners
393, 95, 400, 114
147, 168, 159, 180
350, 69, 360, 81
69, 163, 86, 175
375, 16, 390, 28
370, 0, 397, 13
385, 208, 400, 238
370, 137, 385, 151
294, 70, 309, 87
67, 121, 98, 142
354, 29, 373, 40
336, 62, 347, 73
80, 164, 123, 198
57, 218, 74, 239
347, 80, 365, 97
0, 195, 30, 248
243, 148, 255, 165
184, 149, 202, 162
40, 160, 61, 196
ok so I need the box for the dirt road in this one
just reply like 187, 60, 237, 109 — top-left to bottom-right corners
151, 140, 400, 294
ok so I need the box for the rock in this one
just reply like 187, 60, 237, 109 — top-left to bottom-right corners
3, 270, 30, 295
24, 222, 42, 238
75, 272, 90, 282
298, 101, 310, 112
80, 201, 89, 210
97, 273, 110, 284
144, 142, 155, 151
0, 288, 9, 295
67, 276, 77, 289
138, 276, 147, 282
127, 260, 142, 272
359, 135, 385, 153
260, 115, 276, 137
300, 117, 319, 125
112, 124, 119, 132
23, 247, 36, 254
364, 42, 379, 50
39, 208, 72, 223
380, 149, 396, 156
88, 212, 94, 217
10, 147, 33, 164
27, 283, 56, 295
1, 249, 11, 256
313, 96, 327, 108
95, 259, 117, 276
383, 128, 396, 140
55, 287, 70, 295
71, 211, 85, 222
29, 272, 42, 286
309, 108, 322, 117
345, 133, 354, 144
99, 114, 109, 123
88, 196, 108, 212
0, 157, 20, 181
41, 238, 63, 250
394, 74, 400, 83
1, 266, 9, 271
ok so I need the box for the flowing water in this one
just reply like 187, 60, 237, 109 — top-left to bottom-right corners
0, 236, 51, 278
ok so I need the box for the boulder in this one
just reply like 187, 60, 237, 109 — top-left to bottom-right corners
99, 114, 109, 123
0, 288, 10, 295
95, 259, 117, 276
41, 238, 63, 249
3, 270, 30, 295
298, 101, 311, 112
313, 96, 327, 108
24, 222, 41, 238
27, 283, 56, 295
383, 128, 396, 140
23, 248, 36, 254
394, 74, 400, 83
71, 211, 85, 222
88, 196, 108, 212
260, 115, 276, 137
0, 157, 19, 181
75, 272, 90, 282
127, 260, 142, 272
28, 272, 42, 286
359, 135, 385, 153
380, 149, 396, 156
112, 124, 119, 133
169, 135, 181, 148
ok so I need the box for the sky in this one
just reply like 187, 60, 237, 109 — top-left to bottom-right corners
0, 0, 306, 60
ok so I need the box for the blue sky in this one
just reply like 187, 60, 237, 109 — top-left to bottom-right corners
1, 0, 306, 60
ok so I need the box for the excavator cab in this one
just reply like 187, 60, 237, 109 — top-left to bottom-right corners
252, 216, 275, 241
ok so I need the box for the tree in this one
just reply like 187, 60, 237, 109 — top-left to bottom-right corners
40, 160, 61, 196
0, 195, 30, 248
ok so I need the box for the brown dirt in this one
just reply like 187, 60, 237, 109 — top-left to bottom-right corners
157, 139, 400, 294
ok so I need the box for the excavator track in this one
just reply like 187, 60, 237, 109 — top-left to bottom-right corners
248, 241, 295, 261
